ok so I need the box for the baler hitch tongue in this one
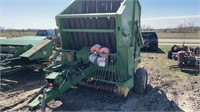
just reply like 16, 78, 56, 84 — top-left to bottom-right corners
28, 67, 86, 110
27, 85, 48, 110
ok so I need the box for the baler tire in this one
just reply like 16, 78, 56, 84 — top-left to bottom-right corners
168, 50, 173, 59
134, 68, 148, 94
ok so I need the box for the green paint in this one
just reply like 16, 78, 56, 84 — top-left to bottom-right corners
0, 36, 53, 72
0, 36, 47, 46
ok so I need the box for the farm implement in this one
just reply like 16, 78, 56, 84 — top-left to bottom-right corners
28, 0, 147, 110
168, 45, 200, 71
0, 36, 53, 74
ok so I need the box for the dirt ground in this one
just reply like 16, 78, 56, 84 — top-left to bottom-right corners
0, 47, 200, 112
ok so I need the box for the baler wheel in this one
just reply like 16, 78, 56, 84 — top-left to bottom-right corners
134, 68, 148, 94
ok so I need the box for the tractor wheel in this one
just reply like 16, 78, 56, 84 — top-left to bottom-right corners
168, 50, 173, 59
171, 45, 179, 52
134, 68, 148, 94
194, 47, 200, 55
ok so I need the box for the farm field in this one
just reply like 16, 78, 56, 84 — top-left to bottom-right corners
0, 31, 199, 40
157, 32, 200, 39
0, 31, 37, 38
0, 46, 199, 111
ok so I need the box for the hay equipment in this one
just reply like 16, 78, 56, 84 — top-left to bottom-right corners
168, 45, 200, 71
28, 0, 147, 110
0, 36, 53, 74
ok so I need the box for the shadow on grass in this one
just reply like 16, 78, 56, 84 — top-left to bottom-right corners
141, 47, 165, 54
181, 70, 200, 76
169, 65, 200, 75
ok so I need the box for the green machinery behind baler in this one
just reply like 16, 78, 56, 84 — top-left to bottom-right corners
0, 36, 53, 73
28, 0, 147, 110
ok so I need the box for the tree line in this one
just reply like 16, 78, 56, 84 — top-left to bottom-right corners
142, 22, 200, 33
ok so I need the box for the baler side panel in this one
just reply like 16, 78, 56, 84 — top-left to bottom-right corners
133, 1, 142, 72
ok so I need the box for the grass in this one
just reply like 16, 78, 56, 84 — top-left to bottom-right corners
157, 32, 200, 39
159, 42, 200, 45
0, 31, 37, 37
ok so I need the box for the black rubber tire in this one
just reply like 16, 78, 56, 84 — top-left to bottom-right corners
194, 47, 200, 55
171, 45, 178, 52
168, 50, 173, 59
134, 68, 148, 94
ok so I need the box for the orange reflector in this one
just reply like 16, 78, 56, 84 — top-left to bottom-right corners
99, 47, 110, 57
91, 44, 101, 54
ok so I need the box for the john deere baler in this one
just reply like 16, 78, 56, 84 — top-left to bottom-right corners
28, 0, 147, 110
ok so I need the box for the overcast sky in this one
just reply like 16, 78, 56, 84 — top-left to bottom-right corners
1, 0, 200, 29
